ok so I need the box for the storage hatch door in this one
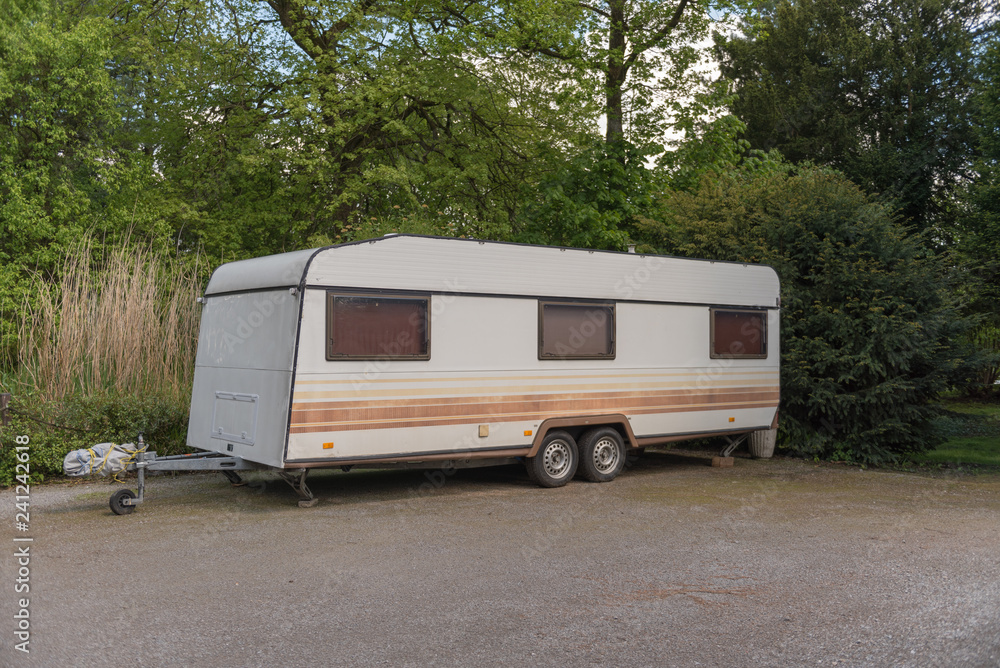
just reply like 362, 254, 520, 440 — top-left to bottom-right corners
211, 391, 259, 446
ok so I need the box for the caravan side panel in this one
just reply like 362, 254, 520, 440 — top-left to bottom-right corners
283, 290, 779, 464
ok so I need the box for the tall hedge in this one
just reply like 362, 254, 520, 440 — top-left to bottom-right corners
660, 166, 967, 463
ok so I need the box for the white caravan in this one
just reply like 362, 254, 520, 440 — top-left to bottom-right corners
180, 235, 780, 505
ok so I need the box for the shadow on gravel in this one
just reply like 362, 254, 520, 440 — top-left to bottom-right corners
48, 447, 733, 515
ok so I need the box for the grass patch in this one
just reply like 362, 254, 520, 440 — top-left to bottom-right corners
909, 399, 1000, 468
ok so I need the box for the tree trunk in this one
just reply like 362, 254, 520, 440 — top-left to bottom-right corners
605, 0, 627, 156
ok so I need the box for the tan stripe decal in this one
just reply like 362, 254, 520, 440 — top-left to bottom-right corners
293, 378, 779, 401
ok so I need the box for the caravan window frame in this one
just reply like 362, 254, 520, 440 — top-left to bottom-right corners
709, 307, 768, 359
537, 301, 616, 360
325, 292, 431, 361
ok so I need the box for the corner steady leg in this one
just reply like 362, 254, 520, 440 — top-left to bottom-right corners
719, 433, 750, 458
222, 470, 246, 486
278, 468, 318, 508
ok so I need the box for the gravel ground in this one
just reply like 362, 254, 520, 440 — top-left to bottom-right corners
2, 450, 999, 667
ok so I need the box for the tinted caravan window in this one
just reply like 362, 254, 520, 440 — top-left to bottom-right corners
326, 294, 430, 359
710, 308, 767, 359
539, 302, 615, 359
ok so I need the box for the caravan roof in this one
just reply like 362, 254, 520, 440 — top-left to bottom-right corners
205, 235, 780, 308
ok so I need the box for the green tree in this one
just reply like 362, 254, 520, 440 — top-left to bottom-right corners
576, 0, 713, 152
717, 0, 987, 236
513, 140, 656, 249
956, 28, 1000, 395
503, 0, 726, 248
40, 0, 599, 261
654, 166, 967, 463
960, 29, 1000, 324
245, 0, 597, 241
98, 0, 309, 259
32, 0, 742, 263
0, 1, 162, 361
0, 5, 132, 265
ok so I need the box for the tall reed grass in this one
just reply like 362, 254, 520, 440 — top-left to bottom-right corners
17, 239, 202, 402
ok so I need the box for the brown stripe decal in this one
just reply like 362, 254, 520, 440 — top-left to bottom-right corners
288, 387, 779, 435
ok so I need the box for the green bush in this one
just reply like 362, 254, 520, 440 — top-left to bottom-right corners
0, 391, 190, 485
658, 165, 969, 464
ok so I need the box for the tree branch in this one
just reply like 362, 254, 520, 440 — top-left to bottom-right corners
577, 2, 611, 20
264, 0, 379, 58
625, 0, 691, 70
319, 0, 379, 48
264, 0, 324, 59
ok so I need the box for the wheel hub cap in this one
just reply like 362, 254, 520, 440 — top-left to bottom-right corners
543, 441, 571, 477
593, 437, 619, 473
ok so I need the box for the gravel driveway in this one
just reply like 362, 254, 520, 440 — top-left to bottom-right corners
2, 450, 999, 667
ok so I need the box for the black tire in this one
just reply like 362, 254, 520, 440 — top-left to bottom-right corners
578, 427, 626, 482
109, 489, 136, 515
526, 430, 579, 488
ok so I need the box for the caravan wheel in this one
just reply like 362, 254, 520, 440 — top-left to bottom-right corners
578, 427, 626, 482
527, 430, 578, 488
